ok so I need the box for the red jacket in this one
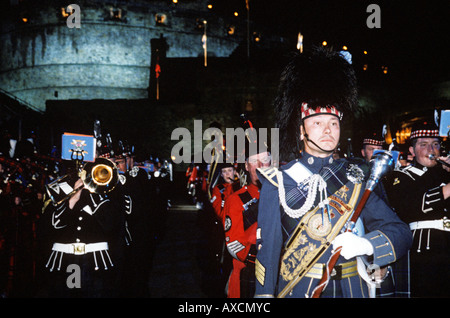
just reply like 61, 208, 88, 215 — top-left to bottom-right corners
223, 183, 260, 298
211, 182, 239, 224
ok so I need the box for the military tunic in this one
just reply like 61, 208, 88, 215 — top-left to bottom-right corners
39, 186, 124, 297
223, 183, 259, 298
117, 166, 155, 297
386, 161, 450, 297
254, 153, 412, 298
211, 182, 241, 225
211, 183, 232, 225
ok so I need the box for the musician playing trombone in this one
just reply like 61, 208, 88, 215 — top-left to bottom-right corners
38, 151, 125, 298
385, 121, 450, 297
254, 47, 412, 298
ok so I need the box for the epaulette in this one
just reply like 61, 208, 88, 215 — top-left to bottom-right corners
257, 166, 279, 187
402, 165, 426, 178
391, 165, 424, 181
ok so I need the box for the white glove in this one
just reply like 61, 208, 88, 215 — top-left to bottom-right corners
332, 232, 374, 260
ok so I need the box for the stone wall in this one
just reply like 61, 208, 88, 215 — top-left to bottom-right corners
0, 0, 245, 111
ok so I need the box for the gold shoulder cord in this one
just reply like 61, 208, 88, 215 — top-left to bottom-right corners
277, 182, 362, 298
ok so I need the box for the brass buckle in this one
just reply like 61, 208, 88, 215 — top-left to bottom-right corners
72, 243, 86, 255
443, 217, 450, 230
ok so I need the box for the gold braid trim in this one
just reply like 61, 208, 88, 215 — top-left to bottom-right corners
257, 167, 279, 187
277, 182, 362, 298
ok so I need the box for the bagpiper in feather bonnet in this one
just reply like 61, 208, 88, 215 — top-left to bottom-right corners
274, 46, 358, 162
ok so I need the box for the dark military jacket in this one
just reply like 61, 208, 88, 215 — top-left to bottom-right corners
386, 162, 450, 223
254, 153, 412, 298
384, 160, 450, 297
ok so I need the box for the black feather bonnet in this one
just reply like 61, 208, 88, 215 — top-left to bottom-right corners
274, 46, 358, 161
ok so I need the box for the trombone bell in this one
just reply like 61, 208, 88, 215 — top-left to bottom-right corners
81, 157, 119, 194
91, 164, 114, 186
45, 158, 119, 206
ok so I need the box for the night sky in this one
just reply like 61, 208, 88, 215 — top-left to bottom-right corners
209, 0, 450, 155
216, 0, 449, 88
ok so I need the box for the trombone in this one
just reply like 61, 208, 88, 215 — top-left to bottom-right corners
45, 157, 119, 206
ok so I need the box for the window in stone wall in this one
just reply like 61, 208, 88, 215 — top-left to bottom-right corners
245, 100, 254, 112
155, 13, 167, 26
60, 7, 69, 18
110, 7, 127, 22
110, 8, 122, 20
104, 7, 127, 22
60, 5, 80, 21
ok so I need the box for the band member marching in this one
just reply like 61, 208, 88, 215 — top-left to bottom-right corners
254, 47, 412, 298
385, 121, 450, 297
210, 162, 240, 226
113, 141, 155, 297
40, 158, 124, 298
38, 135, 125, 297
223, 125, 271, 298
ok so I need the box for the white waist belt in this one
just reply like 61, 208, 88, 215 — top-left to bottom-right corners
409, 218, 450, 232
52, 242, 109, 255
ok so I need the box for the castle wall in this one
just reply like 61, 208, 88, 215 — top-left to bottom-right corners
0, 0, 244, 112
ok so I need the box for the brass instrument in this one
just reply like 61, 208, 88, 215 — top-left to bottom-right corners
45, 157, 119, 206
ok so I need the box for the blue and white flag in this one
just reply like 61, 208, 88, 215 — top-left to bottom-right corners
61, 133, 96, 162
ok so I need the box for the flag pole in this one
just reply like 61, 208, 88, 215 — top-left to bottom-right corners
156, 77, 159, 100
203, 20, 207, 67
155, 55, 161, 100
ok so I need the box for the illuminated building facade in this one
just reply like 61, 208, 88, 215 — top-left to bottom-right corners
0, 0, 249, 112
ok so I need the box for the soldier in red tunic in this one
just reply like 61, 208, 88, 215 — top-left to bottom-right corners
223, 150, 271, 298
210, 163, 240, 225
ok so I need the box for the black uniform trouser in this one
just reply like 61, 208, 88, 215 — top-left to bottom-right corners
410, 252, 450, 297
44, 254, 118, 298
410, 230, 450, 298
